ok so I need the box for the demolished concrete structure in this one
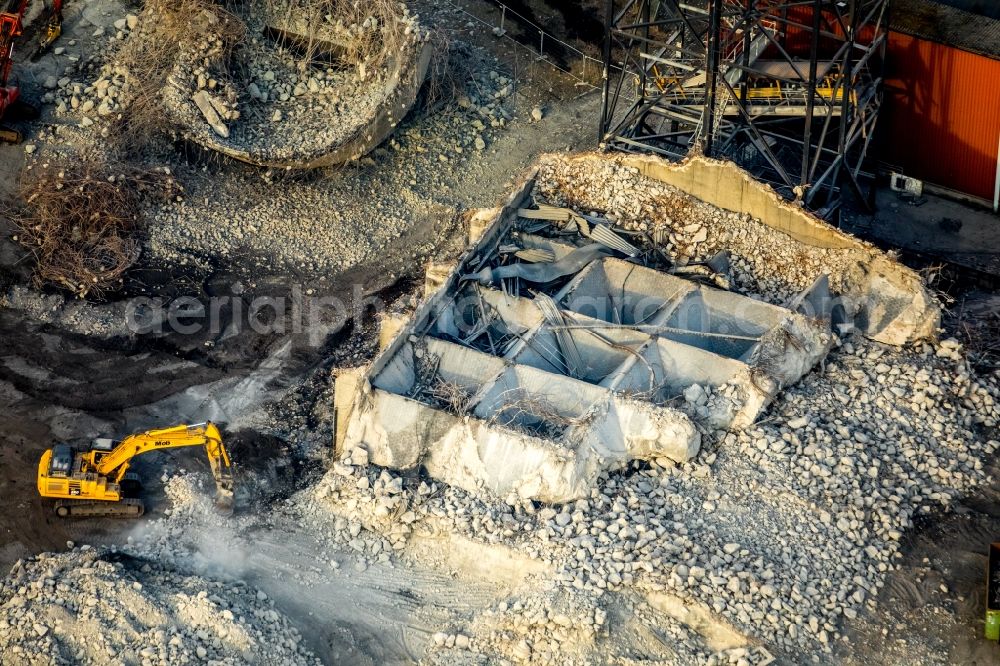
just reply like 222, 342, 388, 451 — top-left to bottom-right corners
331, 151, 947, 502
541, 153, 941, 345
163, 2, 432, 168
334, 152, 941, 504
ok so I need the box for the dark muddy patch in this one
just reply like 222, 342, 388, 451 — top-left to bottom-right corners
226, 429, 320, 509
837, 458, 1000, 665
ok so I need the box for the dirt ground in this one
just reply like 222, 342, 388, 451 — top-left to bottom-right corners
843, 189, 1000, 278
838, 461, 1000, 665
837, 188, 1000, 663
2, 1, 1000, 665
0, 0, 600, 608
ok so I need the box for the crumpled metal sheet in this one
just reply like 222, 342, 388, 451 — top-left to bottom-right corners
518, 205, 639, 257
514, 248, 557, 263
588, 224, 640, 257
463, 244, 612, 285
534, 293, 585, 379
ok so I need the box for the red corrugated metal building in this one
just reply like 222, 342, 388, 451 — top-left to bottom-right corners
881, 0, 1000, 204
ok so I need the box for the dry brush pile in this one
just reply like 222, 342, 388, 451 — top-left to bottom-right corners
5, 163, 183, 298
263, 0, 412, 68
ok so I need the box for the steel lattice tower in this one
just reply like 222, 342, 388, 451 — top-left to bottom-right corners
600, 0, 889, 219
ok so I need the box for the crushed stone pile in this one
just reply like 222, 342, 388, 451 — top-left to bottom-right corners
0, 285, 132, 339
142, 62, 512, 276
0, 546, 320, 666
40, 15, 137, 129
6, 335, 992, 664
44, 1, 428, 163
23, 2, 523, 279
299, 334, 1000, 663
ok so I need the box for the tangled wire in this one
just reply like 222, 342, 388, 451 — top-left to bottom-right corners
5, 163, 183, 298
106, 0, 246, 154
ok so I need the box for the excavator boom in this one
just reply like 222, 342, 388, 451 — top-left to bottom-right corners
37, 421, 235, 517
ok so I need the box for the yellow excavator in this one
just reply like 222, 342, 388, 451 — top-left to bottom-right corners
37, 422, 234, 518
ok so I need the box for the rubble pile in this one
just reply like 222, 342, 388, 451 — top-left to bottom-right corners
161, 0, 430, 163
465, 592, 603, 663
0, 547, 320, 665
42, 16, 139, 130
123, 474, 242, 563
304, 334, 1000, 661
142, 61, 512, 275
42, 0, 429, 166
21, 2, 519, 280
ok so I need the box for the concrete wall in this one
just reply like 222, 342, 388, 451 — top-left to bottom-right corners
627, 155, 860, 250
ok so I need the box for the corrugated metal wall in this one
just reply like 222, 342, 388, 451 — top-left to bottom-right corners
881, 32, 1000, 201
752, 2, 1000, 201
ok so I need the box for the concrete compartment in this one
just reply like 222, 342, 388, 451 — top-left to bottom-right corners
611, 337, 747, 399
429, 285, 543, 352
372, 337, 506, 406
660, 283, 787, 361
558, 257, 787, 361
558, 258, 694, 326
471, 364, 609, 437
512, 311, 651, 384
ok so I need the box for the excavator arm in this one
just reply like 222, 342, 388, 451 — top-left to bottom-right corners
1, 1, 61, 87
0, 1, 31, 89
39, 0, 61, 51
85, 422, 234, 512
2, 0, 62, 141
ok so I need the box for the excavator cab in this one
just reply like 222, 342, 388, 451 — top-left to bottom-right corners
47, 443, 72, 476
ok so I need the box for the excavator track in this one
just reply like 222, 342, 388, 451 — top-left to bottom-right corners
0, 99, 39, 143
120, 471, 143, 498
53, 498, 145, 518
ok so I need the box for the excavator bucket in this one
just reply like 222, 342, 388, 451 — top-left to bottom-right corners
212, 465, 236, 516
35, 3, 62, 54
201, 425, 236, 516
38, 18, 59, 50
214, 484, 235, 516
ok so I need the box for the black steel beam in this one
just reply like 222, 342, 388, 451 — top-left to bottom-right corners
599, 0, 888, 220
